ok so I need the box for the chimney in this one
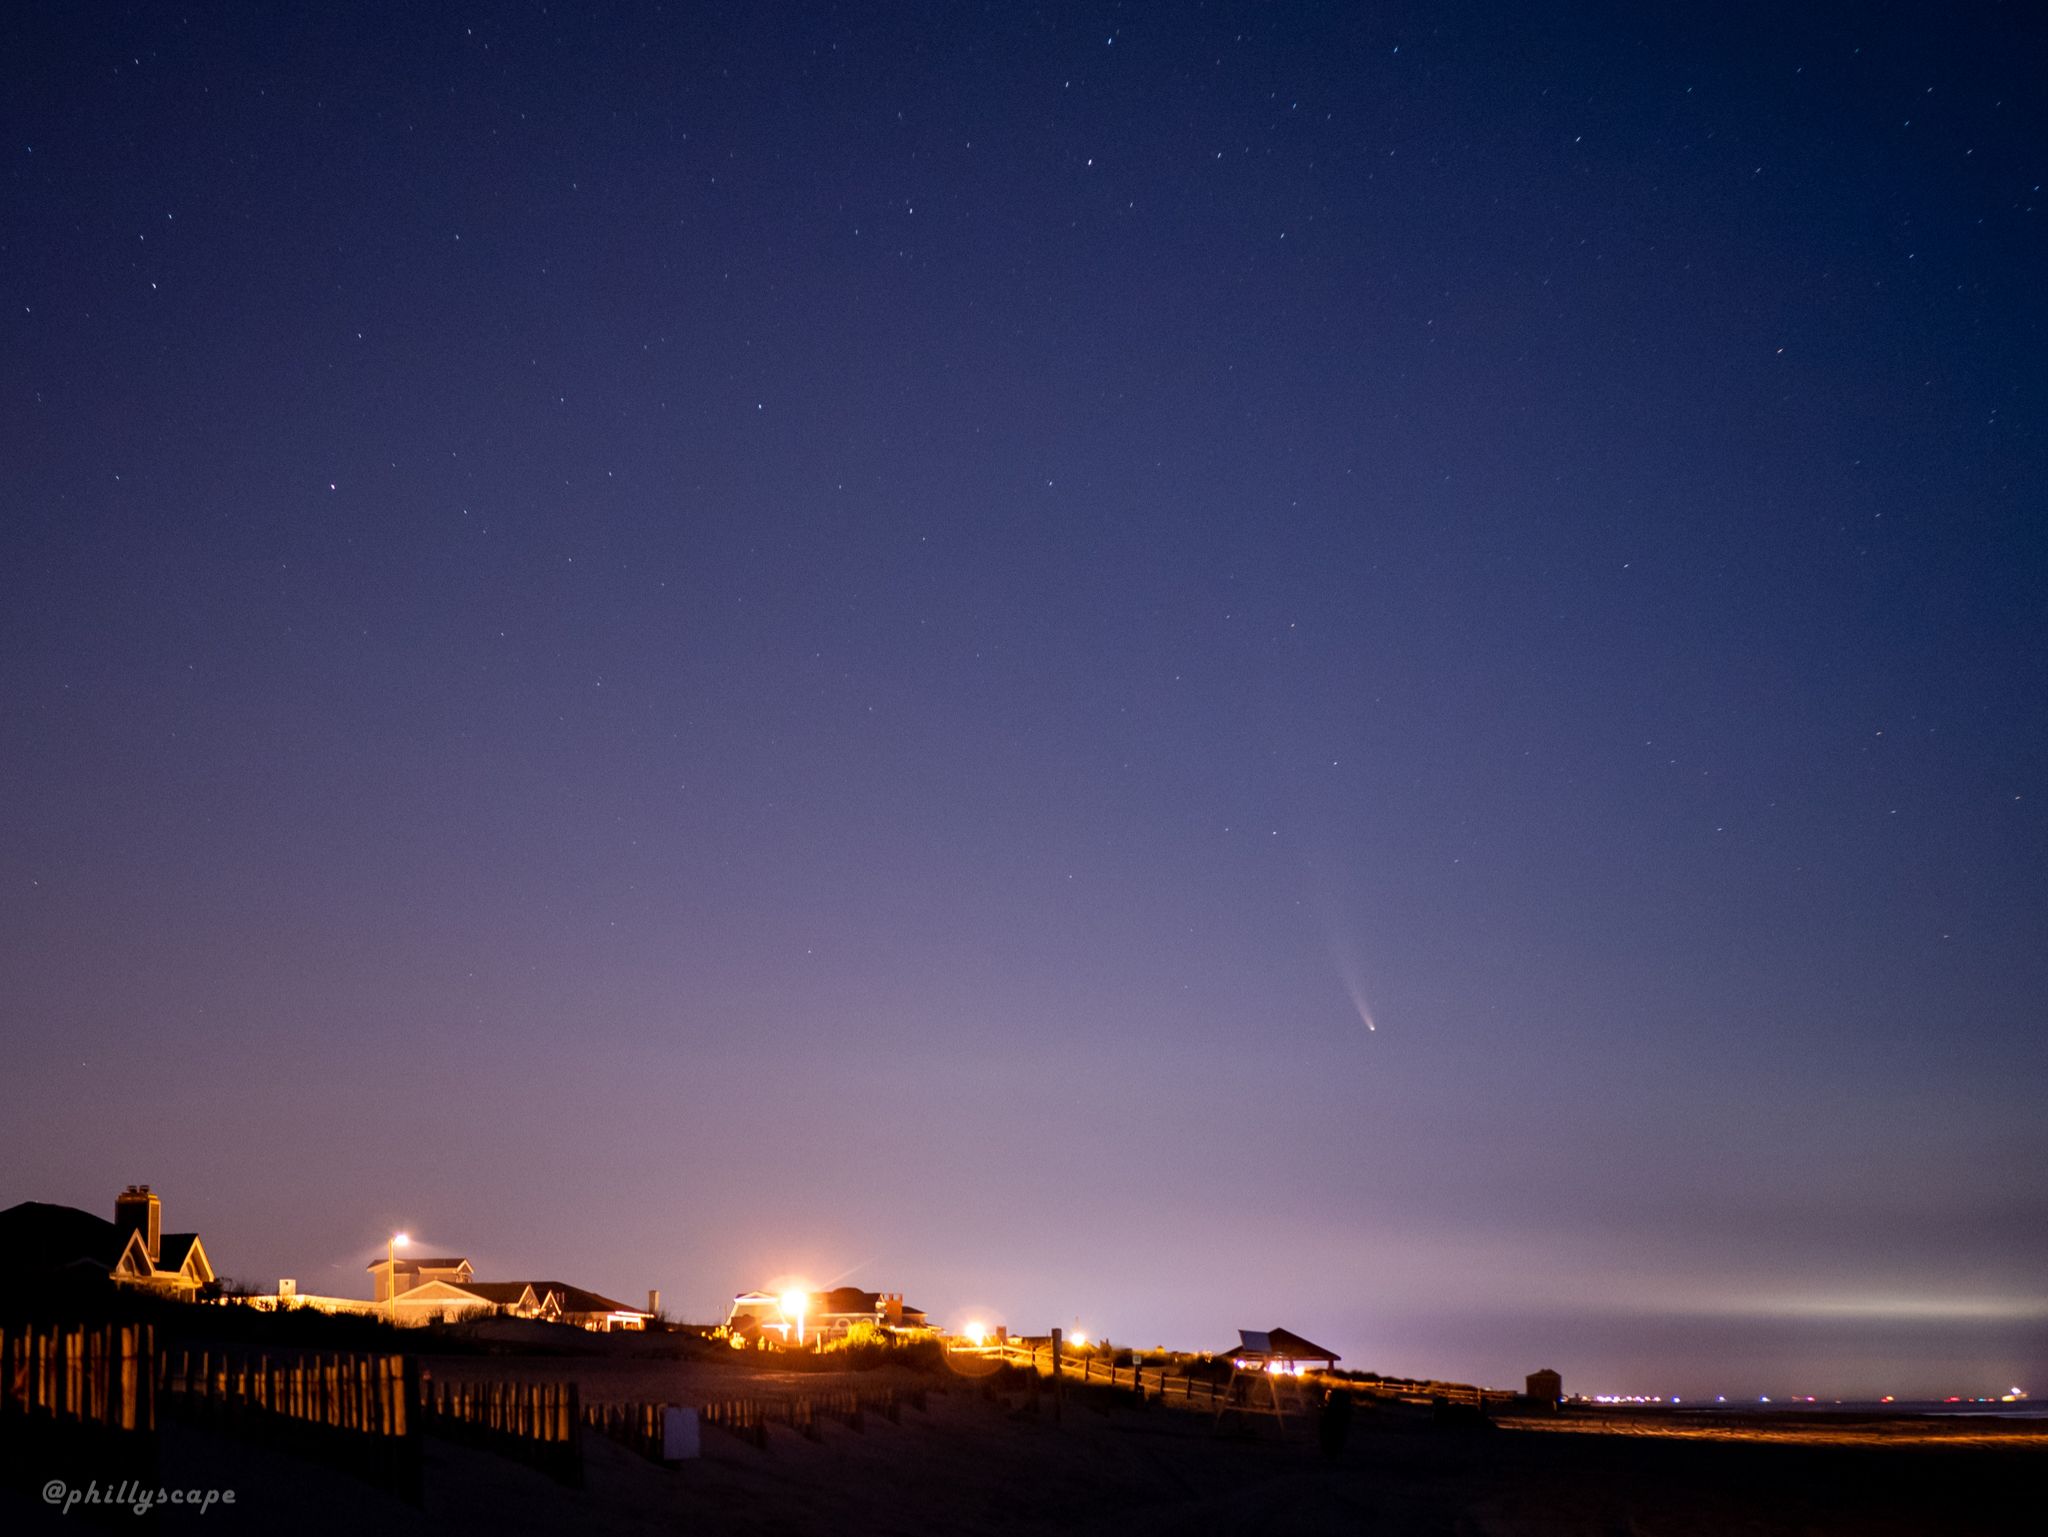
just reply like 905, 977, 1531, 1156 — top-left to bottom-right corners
647, 1289, 661, 1318
114, 1185, 161, 1265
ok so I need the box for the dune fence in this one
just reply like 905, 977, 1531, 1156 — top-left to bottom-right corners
162, 1347, 592, 1496
2, 1321, 156, 1430
0, 1322, 159, 1493
584, 1399, 673, 1461
686, 1385, 914, 1451
416, 1372, 584, 1486
990, 1341, 1516, 1419
1345, 1375, 1519, 1411
161, 1345, 422, 1501
5, 1319, 946, 1510
995, 1341, 1228, 1408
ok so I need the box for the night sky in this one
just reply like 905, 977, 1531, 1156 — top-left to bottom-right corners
4, 3, 2044, 1400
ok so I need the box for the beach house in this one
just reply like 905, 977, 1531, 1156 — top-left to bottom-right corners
261, 1255, 653, 1331
0, 1185, 218, 1301
725, 1285, 930, 1344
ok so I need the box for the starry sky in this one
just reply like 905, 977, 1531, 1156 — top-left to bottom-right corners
4, 3, 2044, 1400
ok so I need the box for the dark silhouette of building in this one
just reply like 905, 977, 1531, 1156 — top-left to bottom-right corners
0, 1185, 216, 1300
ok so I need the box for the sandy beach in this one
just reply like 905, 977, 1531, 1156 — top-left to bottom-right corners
9, 1346, 2040, 1536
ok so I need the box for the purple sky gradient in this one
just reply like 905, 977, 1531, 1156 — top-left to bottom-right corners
3, 2, 2044, 1399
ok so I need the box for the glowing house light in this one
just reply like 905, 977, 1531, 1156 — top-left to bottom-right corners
779, 1291, 808, 1346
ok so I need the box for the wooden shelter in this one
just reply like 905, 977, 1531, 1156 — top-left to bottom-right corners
1210, 1328, 1341, 1429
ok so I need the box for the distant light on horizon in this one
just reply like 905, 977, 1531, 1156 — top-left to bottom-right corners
1704, 1293, 2048, 1323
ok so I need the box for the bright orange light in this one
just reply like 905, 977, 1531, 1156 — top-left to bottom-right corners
963, 1322, 987, 1346
779, 1290, 808, 1344
391, 1233, 410, 1246
1070, 1331, 1088, 1347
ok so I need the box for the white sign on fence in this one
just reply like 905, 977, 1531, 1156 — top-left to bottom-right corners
662, 1405, 701, 1461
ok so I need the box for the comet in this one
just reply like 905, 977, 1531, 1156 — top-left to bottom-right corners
1329, 939, 1377, 1032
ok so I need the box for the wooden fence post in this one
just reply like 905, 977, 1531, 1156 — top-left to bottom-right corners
1050, 1330, 1063, 1423
565, 1381, 585, 1487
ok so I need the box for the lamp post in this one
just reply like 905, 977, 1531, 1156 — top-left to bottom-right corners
386, 1232, 409, 1322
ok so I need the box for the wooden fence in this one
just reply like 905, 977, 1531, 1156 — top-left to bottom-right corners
163, 1350, 589, 1492
1, 1322, 156, 1431
990, 1343, 1514, 1416
4, 1320, 972, 1504
417, 1373, 583, 1486
584, 1399, 671, 1461
693, 1385, 914, 1450
700, 1393, 772, 1447
161, 1345, 421, 1501
162, 1347, 412, 1435
1344, 1376, 1519, 1410
0, 1322, 159, 1495
996, 1342, 1228, 1407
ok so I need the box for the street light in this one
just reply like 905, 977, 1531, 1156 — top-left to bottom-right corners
386, 1232, 409, 1321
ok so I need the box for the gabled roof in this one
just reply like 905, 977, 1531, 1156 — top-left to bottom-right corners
369, 1256, 471, 1272
464, 1282, 539, 1307
111, 1229, 157, 1281
157, 1233, 209, 1276
1218, 1328, 1340, 1363
516, 1282, 642, 1316
388, 1279, 490, 1304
